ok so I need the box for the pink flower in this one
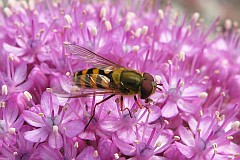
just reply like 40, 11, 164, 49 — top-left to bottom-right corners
23, 91, 84, 149
0, 1, 239, 159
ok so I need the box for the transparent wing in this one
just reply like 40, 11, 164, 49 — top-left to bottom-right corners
52, 74, 122, 98
65, 44, 123, 69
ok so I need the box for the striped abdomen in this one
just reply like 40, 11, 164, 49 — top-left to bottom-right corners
73, 68, 113, 89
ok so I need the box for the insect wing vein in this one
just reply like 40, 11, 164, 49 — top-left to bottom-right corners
65, 44, 123, 69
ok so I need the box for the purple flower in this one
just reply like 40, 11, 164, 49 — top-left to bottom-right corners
0, 0, 240, 159
159, 61, 208, 118
175, 113, 240, 159
0, 125, 40, 160
23, 90, 84, 149
0, 99, 24, 146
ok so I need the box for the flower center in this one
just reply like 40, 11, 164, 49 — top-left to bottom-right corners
168, 87, 182, 100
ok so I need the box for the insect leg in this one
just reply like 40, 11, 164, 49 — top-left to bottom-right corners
119, 96, 132, 118
134, 95, 143, 109
134, 96, 151, 112
84, 94, 116, 131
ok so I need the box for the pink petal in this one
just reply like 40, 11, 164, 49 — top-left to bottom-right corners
98, 138, 119, 160
15, 80, 33, 92
41, 91, 59, 116
182, 115, 198, 134
23, 110, 45, 127
24, 127, 49, 142
178, 126, 195, 147
3, 43, 25, 56
177, 99, 200, 113
138, 106, 162, 123
154, 131, 173, 153
39, 145, 62, 160
162, 100, 179, 118
48, 131, 63, 149
182, 84, 206, 97
11, 116, 24, 130
100, 117, 122, 132
76, 146, 99, 160
175, 142, 195, 158
199, 116, 214, 139
62, 120, 84, 138
5, 101, 18, 125
116, 128, 136, 144
112, 135, 136, 156
79, 131, 96, 141
13, 63, 27, 85
28, 67, 48, 88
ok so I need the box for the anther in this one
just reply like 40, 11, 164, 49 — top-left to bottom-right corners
24, 91, 32, 101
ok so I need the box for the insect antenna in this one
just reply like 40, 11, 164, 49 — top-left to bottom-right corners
156, 83, 163, 91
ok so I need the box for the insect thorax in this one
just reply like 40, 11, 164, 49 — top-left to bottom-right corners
119, 70, 143, 95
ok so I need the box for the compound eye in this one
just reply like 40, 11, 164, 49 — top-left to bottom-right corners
143, 73, 154, 82
140, 80, 153, 99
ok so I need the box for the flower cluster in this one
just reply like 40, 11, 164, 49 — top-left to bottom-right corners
0, 0, 239, 159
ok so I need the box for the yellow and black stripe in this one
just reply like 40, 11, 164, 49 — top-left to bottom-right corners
73, 68, 113, 89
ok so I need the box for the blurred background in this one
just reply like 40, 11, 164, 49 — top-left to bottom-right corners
171, 0, 240, 28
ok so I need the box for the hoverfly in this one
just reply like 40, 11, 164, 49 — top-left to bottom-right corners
56, 44, 162, 130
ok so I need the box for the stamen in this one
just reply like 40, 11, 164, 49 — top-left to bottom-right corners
179, 80, 184, 87
8, 127, 16, 134
164, 120, 169, 125
124, 21, 131, 31
134, 139, 139, 144
135, 28, 142, 37
20, 2, 28, 9
155, 75, 162, 84
212, 143, 217, 149
158, 9, 164, 19
142, 26, 148, 35
64, 14, 73, 25
146, 127, 156, 147
9, 54, 14, 61
168, 60, 173, 65
13, 152, 18, 156
126, 12, 136, 21
90, 26, 98, 36
82, 10, 87, 15
100, 7, 107, 19
1, 102, 6, 108
224, 19, 232, 31
93, 150, 98, 157
53, 125, 58, 134
231, 121, 239, 131
74, 141, 79, 148
1, 85, 8, 96
33, 10, 38, 16
132, 45, 140, 52
38, 113, 44, 117
3, 7, 12, 17
221, 92, 226, 97
14, 21, 24, 28
24, 91, 32, 101
174, 136, 180, 141
191, 12, 200, 23
114, 153, 120, 159
179, 51, 185, 61
52, 29, 57, 33
198, 92, 208, 98
78, 22, 83, 29
46, 88, 52, 92
29, 0, 35, 10
104, 20, 112, 31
